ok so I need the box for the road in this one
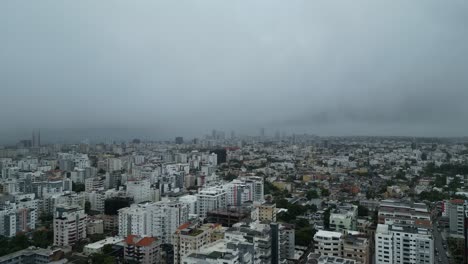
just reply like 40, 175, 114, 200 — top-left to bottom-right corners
433, 221, 450, 264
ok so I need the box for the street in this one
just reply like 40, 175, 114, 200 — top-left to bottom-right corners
433, 221, 450, 264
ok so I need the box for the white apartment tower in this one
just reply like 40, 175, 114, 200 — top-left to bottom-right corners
197, 186, 227, 217
126, 179, 151, 203
375, 224, 433, 264
53, 205, 87, 246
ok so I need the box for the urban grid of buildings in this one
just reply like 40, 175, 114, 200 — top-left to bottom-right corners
0, 129, 467, 264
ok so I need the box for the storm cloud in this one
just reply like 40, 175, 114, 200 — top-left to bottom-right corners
1, 0, 467, 142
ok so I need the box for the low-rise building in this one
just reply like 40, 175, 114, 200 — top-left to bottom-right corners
124, 235, 161, 264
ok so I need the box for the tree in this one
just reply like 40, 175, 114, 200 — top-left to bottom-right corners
320, 188, 330, 197
357, 205, 369, 217
306, 190, 319, 200
295, 226, 315, 247
421, 152, 427, 161
89, 253, 115, 264
102, 244, 114, 255
32, 229, 54, 248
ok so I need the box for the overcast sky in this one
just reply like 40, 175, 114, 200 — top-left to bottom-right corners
1, 0, 468, 143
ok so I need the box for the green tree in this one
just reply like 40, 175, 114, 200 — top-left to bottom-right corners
320, 188, 330, 197
32, 229, 54, 248
89, 253, 115, 264
357, 205, 369, 217
295, 227, 315, 247
102, 244, 114, 255
306, 190, 319, 200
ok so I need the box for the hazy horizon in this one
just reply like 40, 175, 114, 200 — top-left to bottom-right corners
2, 0, 468, 144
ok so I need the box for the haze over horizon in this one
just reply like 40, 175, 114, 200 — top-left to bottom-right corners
1, 0, 468, 144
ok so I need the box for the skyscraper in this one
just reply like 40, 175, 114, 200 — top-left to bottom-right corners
32, 130, 40, 147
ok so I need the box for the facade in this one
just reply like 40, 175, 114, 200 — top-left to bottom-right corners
0, 247, 64, 264
329, 204, 357, 232
126, 179, 151, 203
53, 205, 87, 247
0, 195, 38, 237
314, 230, 369, 264
314, 230, 343, 257
173, 222, 224, 264
447, 199, 467, 237
118, 201, 189, 244
87, 219, 104, 235
378, 200, 431, 228
197, 187, 227, 218
375, 224, 433, 264
85, 176, 105, 192
124, 235, 161, 264
258, 202, 276, 222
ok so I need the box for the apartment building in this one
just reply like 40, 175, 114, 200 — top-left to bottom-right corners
375, 224, 433, 264
173, 222, 224, 264
53, 205, 87, 246
124, 235, 161, 264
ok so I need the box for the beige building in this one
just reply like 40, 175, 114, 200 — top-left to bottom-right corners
258, 202, 276, 222
124, 235, 161, 264
53, 205, 87, 247
342, 233, 370, 264
87, 219, 104, 235
173, 222, 224, 264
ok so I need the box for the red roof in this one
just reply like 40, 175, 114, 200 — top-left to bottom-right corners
451, 199, 465, 205
125, 235, 156, 247
177, 222, 192, 231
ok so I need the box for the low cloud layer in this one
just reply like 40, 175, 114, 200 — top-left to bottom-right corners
1, 0, 467, 142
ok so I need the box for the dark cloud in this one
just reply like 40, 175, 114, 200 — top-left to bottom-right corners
0, 0, 467, 143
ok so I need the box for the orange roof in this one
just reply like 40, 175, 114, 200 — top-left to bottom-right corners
451, 199, 465, 205
137, 237, 155, 247
177, 222, 192, 231
125, 235, 156, 247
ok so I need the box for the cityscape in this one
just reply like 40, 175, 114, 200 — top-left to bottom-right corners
0, 131, 468, 264
2, 1, 468, 264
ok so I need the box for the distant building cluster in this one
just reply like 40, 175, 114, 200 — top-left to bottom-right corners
0, 132, 468, 263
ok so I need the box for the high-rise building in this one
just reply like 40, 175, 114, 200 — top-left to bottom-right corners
175, 137, 184, 144
126, 179, 151, 203
53, 205, 87, 246
447, 199, 468, 237
375, 224, 433, 264
223, 177, 264, 207
196, 186, 227, 218
118, 201, 189, 244
32, 130, 41, 148
378, 199, 431, 227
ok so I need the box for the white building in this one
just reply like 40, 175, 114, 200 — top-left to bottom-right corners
118, 201, 189, 244
83, 236, 123, 255
375, 224, 433, 264
329, 204, 357, 232
86, 191, 105, 213
314, 230, 343, 257
179, 195, 197, 216
126, 179, 151, 203
53, 205, 87, 246
197, 186, 227, 218
107, 158, 122, 172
